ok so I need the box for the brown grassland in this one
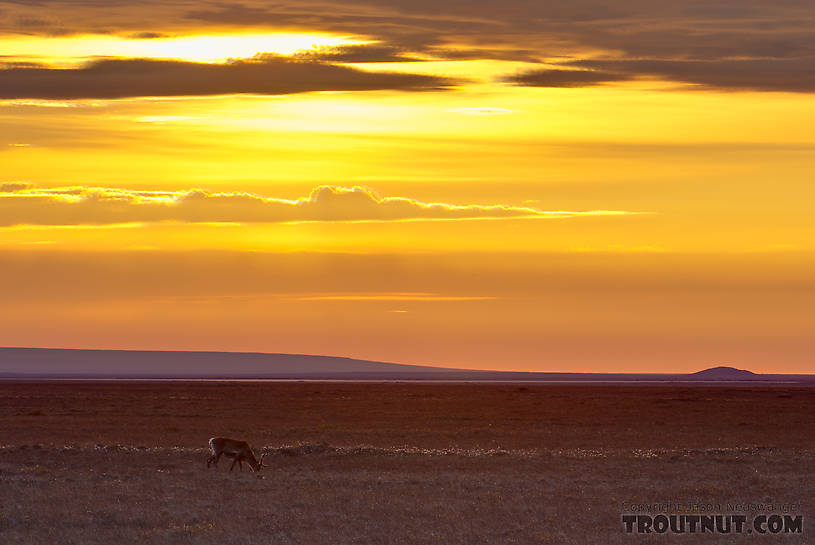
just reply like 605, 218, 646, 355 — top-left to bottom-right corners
1, 381, 814, 544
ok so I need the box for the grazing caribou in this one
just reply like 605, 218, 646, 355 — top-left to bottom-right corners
207, 437, 266, 472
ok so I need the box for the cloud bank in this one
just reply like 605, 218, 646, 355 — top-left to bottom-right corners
2, 1, 814, 94
506, 58, 815, 92
506, 69, 632, 88
0, 184, 634, 226
0, 56, 451, 100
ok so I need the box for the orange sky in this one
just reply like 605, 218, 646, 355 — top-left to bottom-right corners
1, 0, 813, 372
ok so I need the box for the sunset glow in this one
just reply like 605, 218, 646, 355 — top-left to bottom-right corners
2, 0, 813, 373
0, 33, 363, 65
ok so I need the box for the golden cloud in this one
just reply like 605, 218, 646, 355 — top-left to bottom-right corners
0, 184, 638, 226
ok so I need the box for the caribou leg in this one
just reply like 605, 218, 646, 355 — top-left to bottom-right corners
207, 451, 222, 468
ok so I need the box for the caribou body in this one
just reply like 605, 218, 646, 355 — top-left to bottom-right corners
207, 437, 266, 472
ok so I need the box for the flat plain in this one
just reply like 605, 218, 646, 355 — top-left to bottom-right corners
1, 381, 814, 544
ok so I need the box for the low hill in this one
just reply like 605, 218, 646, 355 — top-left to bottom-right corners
689, 366, 758, 380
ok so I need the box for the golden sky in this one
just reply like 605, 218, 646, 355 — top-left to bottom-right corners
1, 0, 813, 372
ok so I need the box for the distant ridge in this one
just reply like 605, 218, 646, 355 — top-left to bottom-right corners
0, 347, 465, 378
0, 348, 813, 383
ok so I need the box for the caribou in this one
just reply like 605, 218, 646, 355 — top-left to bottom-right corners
207, 437, 266, 472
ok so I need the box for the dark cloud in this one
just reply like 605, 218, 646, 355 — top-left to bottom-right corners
566, 58, 815, 92
429, 47, 542, 63
0, 182, 35, 192
128, 31, 167, 39
183, 2, 815, 95
0, 55, 452, 100
2, 1, 815, 93
179, 2, 815, 56
501, 57, 815, 93
577, 27, 815, 61
505, 68, 631, 88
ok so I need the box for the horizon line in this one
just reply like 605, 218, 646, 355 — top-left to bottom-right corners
1, 346, 810, 377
